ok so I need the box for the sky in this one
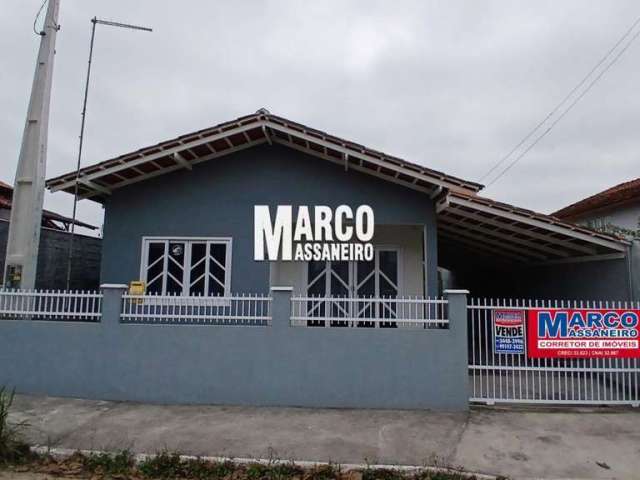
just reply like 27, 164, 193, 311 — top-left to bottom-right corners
1, 0, 639, 236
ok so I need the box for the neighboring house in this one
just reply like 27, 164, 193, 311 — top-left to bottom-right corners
45, 110, 635, 301
0, 180, 102, 289
553, 178, 640, 239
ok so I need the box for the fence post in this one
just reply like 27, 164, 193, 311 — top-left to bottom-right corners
444, 289, 469, 333
270, 286, 293, 331
100, 283, 127, 330
444, 288, 470, 410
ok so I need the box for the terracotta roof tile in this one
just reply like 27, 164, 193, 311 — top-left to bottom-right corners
554, 178, 640, 219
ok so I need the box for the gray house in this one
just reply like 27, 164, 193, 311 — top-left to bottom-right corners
46, 111, 635, 301
3, 110, 637, 410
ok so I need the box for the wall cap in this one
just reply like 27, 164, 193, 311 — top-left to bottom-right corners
100, 283, 128, 289
270, 286, 294, 291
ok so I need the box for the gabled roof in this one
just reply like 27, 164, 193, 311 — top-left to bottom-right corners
553, 177, 640, 220
46, 110, 483, 201
0, 180, 96, 230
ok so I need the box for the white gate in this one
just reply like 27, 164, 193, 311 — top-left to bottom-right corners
468, 298, 640, 406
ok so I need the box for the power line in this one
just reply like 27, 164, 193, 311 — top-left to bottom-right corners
480, 14, 640, 186
485, 23, 640, 189
33, 0, 48, 35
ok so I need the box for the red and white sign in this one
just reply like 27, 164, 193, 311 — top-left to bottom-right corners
527, 308, 640, 359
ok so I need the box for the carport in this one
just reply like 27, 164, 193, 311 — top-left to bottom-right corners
436, 191, 634, 300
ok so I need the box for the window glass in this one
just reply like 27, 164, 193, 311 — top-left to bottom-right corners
189, 243, 207, 295
166, 242, 186, 294
208, 243, 227, 296
307, 260, 326, 296
146, 242, 166, 294
378, 250, 398, 286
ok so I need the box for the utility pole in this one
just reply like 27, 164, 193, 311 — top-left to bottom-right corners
4, 0, 61, 289
65, 17, 152, 289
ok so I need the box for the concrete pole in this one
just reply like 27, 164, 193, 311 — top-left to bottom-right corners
4, 0, 61, 289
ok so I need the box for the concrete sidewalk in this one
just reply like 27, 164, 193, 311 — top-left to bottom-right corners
9, 395, 640, 480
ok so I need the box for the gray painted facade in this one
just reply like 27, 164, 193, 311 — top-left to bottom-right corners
98, 141, 636, 302
100, 144, 439, 296
0, 220, 102, 290
0, 286, 469, 410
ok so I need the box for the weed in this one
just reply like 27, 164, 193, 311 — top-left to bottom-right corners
1, 444, 487, 480
139, 451, 184, 478
305, 463, 341, 480
138, 452, 237, 479
246, 462, 270, 479
181, 457, 234, 479
362, 468, 404, 480
82, 449, 134, 475
0, 386, 30, 464
268, 461, 303, 480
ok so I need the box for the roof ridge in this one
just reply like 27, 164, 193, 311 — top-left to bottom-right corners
45, 110, 483, 200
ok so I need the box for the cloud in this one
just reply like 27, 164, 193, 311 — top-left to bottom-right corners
1, 0, 639, 233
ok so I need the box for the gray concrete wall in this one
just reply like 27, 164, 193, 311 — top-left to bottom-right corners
0, 220, 102, 290
0, 287, 469, 410
100, 144, 439, 296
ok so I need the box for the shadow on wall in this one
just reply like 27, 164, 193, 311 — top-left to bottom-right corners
438, 241, 632, 301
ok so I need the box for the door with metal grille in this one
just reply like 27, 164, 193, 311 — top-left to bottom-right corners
305, 248, 400, 326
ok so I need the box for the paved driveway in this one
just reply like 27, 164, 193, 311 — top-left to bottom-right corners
9, 395, 640, 479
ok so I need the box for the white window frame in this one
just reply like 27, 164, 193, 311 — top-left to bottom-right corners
140, 236, 233, 297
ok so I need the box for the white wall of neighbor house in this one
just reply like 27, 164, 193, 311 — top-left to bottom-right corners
269, 224, 426, 296
572, 201, 640, 234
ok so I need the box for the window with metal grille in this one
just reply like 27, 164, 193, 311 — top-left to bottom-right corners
140, 237, 232, 296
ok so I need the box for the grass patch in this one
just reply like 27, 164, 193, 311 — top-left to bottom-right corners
4, 448, 486, 480
138, 451, 236, 479
82, 449, 135, 476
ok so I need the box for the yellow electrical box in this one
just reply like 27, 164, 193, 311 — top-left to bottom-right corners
129, 280, 146, 295
129, 281, 146, 303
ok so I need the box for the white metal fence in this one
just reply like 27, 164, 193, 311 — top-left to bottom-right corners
468, 298, 640, 406
291, 296, 449, 329
0, 289, 103, 322
121, 293, 272, 325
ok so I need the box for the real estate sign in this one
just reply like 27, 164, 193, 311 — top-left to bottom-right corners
493, 310, 525, 354
527, 309, 640, 358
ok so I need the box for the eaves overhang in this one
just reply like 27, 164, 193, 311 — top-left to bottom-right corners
46, 111, 483, 202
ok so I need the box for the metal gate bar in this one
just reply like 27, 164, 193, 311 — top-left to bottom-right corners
468, 298, 640, 406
